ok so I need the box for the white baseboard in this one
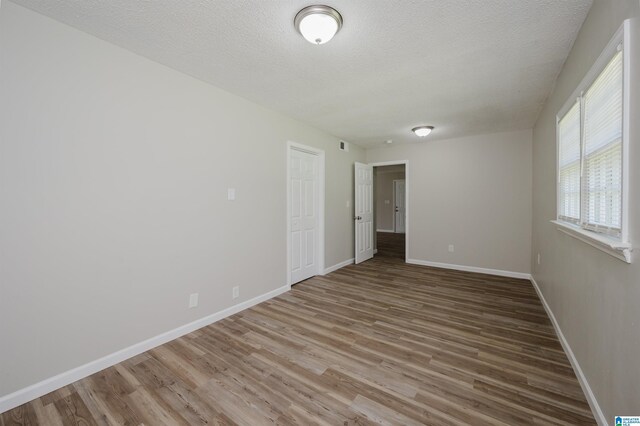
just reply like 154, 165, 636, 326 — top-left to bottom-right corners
376, 229, 395, 233
374, 249, 378, 254
0, 284, 290, 414
529, 276, 606, 426
322, 258, 354, 275
406, 258, 531, 280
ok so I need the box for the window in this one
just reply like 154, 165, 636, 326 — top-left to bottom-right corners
558, 51, 623, 236
555, 21, 631, 262
558, 101, 581, 224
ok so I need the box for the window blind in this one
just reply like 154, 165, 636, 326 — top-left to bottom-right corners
558, 101, 581, 223
582, 50, 623, 236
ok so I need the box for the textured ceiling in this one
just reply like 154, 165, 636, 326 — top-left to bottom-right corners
10, 0, 592, 147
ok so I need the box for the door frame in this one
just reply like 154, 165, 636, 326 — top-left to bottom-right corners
393, 179, 406, 233
286, 141, 325, 287
370, 160, 409, 262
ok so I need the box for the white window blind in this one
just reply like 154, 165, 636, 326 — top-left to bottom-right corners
558, 101, 581, 224
582, 50, 623, 236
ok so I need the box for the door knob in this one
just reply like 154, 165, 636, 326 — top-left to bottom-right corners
354, 216, 362, 220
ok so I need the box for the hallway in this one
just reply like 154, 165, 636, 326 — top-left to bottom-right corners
375, 232, 405, 260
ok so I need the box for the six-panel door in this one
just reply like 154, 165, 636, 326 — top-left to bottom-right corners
290, 149, 319, 284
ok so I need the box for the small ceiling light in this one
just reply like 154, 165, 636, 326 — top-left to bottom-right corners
412, 126, 434, 137
294, 5, 343, 45
385, 139, 393, 144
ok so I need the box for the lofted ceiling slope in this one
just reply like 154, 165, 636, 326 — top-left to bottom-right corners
10, 0, 593, 147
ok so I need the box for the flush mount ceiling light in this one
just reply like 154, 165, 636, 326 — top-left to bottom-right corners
294, 5, 343, 45
412, 126, 434, 137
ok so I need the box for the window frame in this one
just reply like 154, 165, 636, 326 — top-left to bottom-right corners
554, 20, 632, 263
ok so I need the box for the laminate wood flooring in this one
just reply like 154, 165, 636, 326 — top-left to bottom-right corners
1, 255, 595, 425
375, 232, 405, 259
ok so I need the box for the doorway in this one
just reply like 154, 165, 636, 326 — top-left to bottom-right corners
287, 142, 325, 286
373, 162, 407, 260
354, 161, 408, 263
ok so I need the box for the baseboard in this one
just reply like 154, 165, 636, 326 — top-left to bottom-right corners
376, 229, 395, 233
322, 258, 354, 275
406, 258, 531, 280
374, 249, 378, 254
529, 276, 606, 426
0, 284, 291, 414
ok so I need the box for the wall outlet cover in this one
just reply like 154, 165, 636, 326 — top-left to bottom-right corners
189, 293, 199, 308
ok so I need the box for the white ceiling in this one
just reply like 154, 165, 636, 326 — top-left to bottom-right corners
10, 0, 593, 147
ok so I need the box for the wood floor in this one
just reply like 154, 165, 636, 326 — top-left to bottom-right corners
1, 241, 595, 425
375, 232, 405, 260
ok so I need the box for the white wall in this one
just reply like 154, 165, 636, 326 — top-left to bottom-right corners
0, 2, 363, 399
531, 0, 640, 421
367, 130, 532, 275
375, 166, 405, 232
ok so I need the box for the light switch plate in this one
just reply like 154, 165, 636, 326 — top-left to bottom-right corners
227, 188, 236, 201
189, 293, 199, 308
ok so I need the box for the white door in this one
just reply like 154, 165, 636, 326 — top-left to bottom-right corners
355, 162, 374, 264
394, 180, 406, 233
290, 149, 319, 284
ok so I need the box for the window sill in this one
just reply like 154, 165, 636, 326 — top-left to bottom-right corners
551, 220, 632, 263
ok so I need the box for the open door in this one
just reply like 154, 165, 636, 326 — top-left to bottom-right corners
394, 179, 406, 233
355, 162, 374, 264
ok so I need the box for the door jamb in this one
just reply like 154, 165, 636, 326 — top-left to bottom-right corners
286, 141, 325, 287
369, 161, 409, 262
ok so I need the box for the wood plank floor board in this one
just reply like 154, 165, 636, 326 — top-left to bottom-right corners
53, 393, 97, 426
1, 232, 595, 425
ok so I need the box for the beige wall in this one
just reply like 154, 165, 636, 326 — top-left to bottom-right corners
367, 130, 532, 274
375, 166, 405, 232
0, 2, 363, 397
531, 0, 640, 421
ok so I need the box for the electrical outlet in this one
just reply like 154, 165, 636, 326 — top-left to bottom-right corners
189, 293, 199, 308
448, 244, 454, 253
232, 286, 239, 299
537, 253, 541, 265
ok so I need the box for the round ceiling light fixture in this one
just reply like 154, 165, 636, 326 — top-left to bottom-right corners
412, 126, 434, 137
294, 5, 343, 45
